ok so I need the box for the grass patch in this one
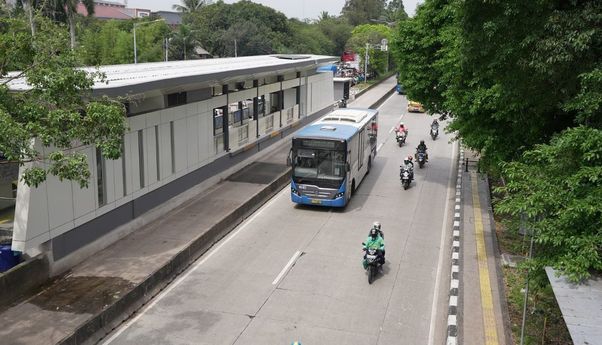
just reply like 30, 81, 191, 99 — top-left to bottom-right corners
491, 179, 573, 345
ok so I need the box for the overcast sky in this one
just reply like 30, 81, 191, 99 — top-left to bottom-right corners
125, 0, 423, 19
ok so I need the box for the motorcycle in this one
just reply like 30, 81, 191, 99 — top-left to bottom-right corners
395, 130, 407, 147
430, 125, 439, 140
416, 151, 427, 168
362, 244, 383, 284
400, 166, 412, 190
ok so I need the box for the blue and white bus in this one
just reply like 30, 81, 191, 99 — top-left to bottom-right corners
289, 108, 378, 207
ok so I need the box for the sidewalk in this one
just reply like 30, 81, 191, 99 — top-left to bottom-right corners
459, 152, 512, 345
0, 77, 396, 345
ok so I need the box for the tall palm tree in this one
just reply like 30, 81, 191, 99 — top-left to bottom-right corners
62, 0, 95, 49
21, 0, 36, 36
172, 0, 207, 13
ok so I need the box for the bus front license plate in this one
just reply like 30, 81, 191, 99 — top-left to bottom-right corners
311, 199, 321, 204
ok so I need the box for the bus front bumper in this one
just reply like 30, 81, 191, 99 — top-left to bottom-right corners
292, 194, 346, 207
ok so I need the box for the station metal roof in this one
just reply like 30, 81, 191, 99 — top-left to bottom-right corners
545, 267, 602, 345
4, 54, 337, 97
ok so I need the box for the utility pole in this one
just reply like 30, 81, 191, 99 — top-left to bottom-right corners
165, 37, 169, 62
234, 39, 238, 57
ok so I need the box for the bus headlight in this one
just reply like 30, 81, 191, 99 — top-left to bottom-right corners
334, 192, 344, 199
292, 187, 300, 196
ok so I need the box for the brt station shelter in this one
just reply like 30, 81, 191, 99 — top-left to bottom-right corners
5, 54, 337, 272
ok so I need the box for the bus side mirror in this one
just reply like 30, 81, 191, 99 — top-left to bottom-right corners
286, 149, 292, 166
346, 163, 350, 172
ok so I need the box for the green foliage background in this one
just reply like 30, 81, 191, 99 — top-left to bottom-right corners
392, 0, 602, 281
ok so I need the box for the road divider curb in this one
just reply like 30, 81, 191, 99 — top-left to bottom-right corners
447, 146, 464, 345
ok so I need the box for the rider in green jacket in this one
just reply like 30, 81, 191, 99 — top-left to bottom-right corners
363, 227, 385, 268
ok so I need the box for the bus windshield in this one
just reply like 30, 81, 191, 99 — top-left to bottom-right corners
293, 148, 346, 182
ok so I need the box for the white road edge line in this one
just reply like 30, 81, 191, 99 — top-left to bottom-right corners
272, 250, 302, 285
377, 142, 384, 152
100, 187, 289, 345
427, 139, 458, 345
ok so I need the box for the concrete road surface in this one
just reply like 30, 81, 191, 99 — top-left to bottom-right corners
100, 94, 457, 345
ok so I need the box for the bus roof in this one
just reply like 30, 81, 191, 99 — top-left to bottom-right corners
318, 108, 378, 129
295, 108, 378, 141
294, 123, 359, 141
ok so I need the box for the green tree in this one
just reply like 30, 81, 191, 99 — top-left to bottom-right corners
186, 0, 289, 57
384, 0, 408, 21
393, 0, 602, 281
341, 0, 386, 26
496, 127, 602, 282
45, 0, 95, 49
172, 0, 207, 13
346, 24, 392, 76
392, 0, 459, 117
168, 24, 202, 60
0, 15, 127, 187
317, 15, 353, 56
79, 19, 170, 65
286, 19, 334, 55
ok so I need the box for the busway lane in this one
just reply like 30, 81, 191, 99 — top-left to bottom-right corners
101, 94, 455, 345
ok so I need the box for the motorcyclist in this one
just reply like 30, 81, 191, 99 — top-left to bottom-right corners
416, 140, 428, 161
431, 118, 439, 130
401, 156, 414, 180
363, 227, 385, 268
371, 221, 384, 238
397, 122, 408, 135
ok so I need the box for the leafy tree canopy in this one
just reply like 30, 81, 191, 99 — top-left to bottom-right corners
316, 15, 354, 57
185, 0, 289, 57
342, 0, 387, 26
347, 24, 393, 76
384, 0, 408, 22
496, 127, 602, 282
393, 0, 602, 281
0, 15, 127, 188
78, 18, 170, 65
285, 19, 334, 56
173, 0, 208, 13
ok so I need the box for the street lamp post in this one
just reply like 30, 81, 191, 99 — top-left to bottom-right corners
364, 39, 388, 83
133, 19, 165, 64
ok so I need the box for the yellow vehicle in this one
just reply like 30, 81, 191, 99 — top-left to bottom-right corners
407, 101, 425, 113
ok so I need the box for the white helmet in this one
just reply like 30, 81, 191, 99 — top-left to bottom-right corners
372, 221, 381, 230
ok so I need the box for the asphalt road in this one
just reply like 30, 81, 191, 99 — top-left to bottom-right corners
101, 94, 457, 345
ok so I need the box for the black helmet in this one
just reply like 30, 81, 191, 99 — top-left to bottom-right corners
420, 140, 425, 145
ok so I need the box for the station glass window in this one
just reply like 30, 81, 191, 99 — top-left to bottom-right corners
257, 96, 266, 117
96, 148, 106, 206
213, 108, 224, 135
155, 125, 160, 181
138, 130, 145, 188
121, 139, 127, 196
167, 92, 187, 107
269, 92, 281, 113
170, 121, 175, 174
